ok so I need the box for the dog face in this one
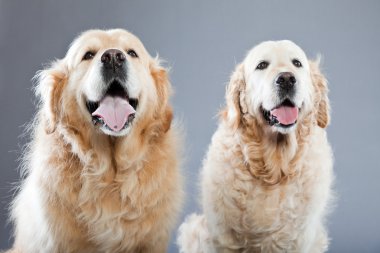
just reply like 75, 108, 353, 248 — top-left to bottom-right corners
225, 40, 329, 134
37, 29, 171, 137
244, 40, 314, 134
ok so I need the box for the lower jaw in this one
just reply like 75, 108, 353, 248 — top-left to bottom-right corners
92, 119, 133, 136
270, 123, 297, 135
263, 115, 297, 129
274, 122, 296, 128
97, 125, 132, 137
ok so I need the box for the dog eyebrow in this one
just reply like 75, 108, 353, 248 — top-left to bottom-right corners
83, 46, 99, 52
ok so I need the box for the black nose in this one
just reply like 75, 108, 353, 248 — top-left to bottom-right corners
101, 49, 126, 69
275, 72, 296, 91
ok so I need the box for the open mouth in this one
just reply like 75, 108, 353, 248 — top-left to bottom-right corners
86, 80, 138, 132
262, 99, 299, 128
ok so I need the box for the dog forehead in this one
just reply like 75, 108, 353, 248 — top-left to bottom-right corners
245, 40, 308, 66
64, 29, 151, 68
73, 30, 142, 51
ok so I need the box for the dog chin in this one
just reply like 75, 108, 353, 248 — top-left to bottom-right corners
270, 123, 297, 134
98, 125, 132, 137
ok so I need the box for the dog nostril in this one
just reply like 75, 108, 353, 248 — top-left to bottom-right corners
101, 54, 111, 64
276, 72, 296, 88
289, 76, 296, 85
116, 53, 125, 62
277, 77, 285, 84
101, 49, 126, 66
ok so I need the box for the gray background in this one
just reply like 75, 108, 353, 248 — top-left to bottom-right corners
1, 0, 379, 252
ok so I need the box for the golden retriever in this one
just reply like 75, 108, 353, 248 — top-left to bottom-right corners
177, 40, 334, 253
7, 29, 182, 253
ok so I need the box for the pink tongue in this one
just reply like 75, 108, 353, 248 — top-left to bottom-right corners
270, 106, 298, 125
92, 96, 136, 132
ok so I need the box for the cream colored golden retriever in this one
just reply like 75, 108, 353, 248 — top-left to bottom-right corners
177, 41, 334, 253
7, 29, 182, 253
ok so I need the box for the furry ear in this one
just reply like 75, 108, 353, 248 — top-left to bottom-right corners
309, 59, 330, 128
222, 64, 246, 129
34, 60, 68, 134
150, 58, 173, 133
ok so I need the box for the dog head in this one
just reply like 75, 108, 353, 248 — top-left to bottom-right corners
224, 40, 329, 135
35, 29, 172, 137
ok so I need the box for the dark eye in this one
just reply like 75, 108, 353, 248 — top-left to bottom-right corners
256, 61, 269, 70
83, 51, 95, 61
292, 59, 302, 68
127, 49, 138, 58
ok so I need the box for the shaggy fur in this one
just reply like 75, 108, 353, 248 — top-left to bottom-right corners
177, 41, 334, 253
7, 29, 182, 253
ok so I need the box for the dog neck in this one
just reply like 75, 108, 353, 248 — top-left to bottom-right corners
235, 113, 313, 188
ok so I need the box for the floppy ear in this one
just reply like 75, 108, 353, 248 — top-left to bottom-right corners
222, 64, 246, 129
150, 58, 173, 133
35, 60, 68, 134
309, 59, 330, 128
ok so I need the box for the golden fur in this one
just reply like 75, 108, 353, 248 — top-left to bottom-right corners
178, 41, 334, 253
7, 29, 182, 253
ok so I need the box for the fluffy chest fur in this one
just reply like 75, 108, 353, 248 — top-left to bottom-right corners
201, 123, 333, 252
13, 124, 182, 253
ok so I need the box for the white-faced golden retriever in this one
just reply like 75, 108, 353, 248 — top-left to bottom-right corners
7, 29, 182, 253
177, 41, 334, 253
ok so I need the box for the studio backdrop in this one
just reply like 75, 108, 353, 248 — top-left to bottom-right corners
1, 1, 379, 252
